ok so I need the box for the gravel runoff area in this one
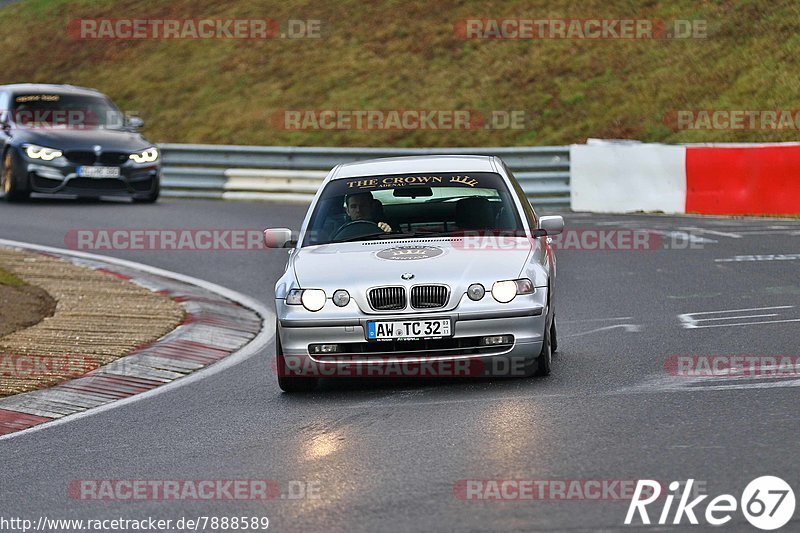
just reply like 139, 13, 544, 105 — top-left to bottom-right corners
0, 247, 185, 397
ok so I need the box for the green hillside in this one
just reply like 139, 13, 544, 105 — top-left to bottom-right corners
1, 0, 798, 146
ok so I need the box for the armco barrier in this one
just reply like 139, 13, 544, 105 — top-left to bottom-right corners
158, 144, 570, 206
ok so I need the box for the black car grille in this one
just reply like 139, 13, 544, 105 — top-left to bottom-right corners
64, 151, 129, 166
411, 285, 448, 309
368, 286, 406, 311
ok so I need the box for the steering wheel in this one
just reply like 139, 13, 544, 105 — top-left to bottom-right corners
331, 219, 381, 241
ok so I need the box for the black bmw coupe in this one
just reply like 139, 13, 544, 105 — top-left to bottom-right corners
0, 84, 159, 203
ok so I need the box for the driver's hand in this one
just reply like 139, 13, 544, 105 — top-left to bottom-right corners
378, 222, 392, 233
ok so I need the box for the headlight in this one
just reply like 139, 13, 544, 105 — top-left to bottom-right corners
491, 280, 517, 303
301, 289, 326, 311
286, 288, 326, 311
491, 278, 535, 303
332, 289, 350, 307
24, 144, 63, 161
129, 147, 158, 163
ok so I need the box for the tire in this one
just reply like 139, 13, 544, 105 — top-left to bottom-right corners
550, 314, 558, 354
1, 151, 30, 202
275, 326, 317, 392
533, 319, 552, 377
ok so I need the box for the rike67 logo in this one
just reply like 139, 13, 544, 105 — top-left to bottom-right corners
625, 477, 796, 530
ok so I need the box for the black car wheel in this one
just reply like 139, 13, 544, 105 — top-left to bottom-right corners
533, 323, 552, 377
1, 151, 30, 202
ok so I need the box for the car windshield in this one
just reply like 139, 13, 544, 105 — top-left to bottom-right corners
302, 172, 525, 246
11, 93, 125, 130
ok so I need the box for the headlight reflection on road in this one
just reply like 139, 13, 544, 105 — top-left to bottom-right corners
304, 431, 342, 460
478, 399, 550, 463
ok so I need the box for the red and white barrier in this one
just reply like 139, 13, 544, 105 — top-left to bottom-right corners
571, 141, 800, 215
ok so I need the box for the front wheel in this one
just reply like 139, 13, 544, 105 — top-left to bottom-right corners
1, 151, 30, 202
533, 321, 552, 377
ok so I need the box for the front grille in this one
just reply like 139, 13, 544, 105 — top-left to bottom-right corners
368, 286, 406, 311
64, 151, 129, 166
411, 285, 448, 309
98, 152, 129, 165
65, 151, 95, 166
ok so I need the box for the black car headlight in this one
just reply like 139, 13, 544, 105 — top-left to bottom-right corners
129, 147, 159, 164
23, 144, 63, 161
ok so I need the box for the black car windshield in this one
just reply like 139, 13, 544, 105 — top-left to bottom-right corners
11, 93, 125, 130
302, 172, 525, 246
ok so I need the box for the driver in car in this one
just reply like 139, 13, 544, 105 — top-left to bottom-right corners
345, 192, 392, 233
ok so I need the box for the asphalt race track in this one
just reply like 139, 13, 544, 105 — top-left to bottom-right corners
1, 198, 799, 531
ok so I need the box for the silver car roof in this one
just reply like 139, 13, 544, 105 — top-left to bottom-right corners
330, 155, 498, 179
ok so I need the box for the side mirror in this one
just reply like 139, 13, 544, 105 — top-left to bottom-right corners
127, 116, 145, 129
538, 215, 564, 236
264, 228, 294, 248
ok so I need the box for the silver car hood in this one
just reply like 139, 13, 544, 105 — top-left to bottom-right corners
291, 238, 535, 311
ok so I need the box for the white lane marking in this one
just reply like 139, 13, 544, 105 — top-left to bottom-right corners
645, 230, 717, 244
694, 314, 779, 322
682, 306, 793, 316
622, 370, 800, 394
731, 230, 800, 235
687, 318, 800, 329
715, 254, 800, 262
561, 317, 633, 323
679, 226, 742, 239
0, 239, 274, 442
565, 324, 642, 338
679, 306, 796, 329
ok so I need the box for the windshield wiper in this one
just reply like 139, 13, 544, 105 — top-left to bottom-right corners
334, 231, 414, 243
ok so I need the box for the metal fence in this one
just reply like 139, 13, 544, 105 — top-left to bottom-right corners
159, 144, 570, 206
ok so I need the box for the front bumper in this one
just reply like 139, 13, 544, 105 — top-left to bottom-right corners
276, 290, 549, 378
14, 149, 159, 198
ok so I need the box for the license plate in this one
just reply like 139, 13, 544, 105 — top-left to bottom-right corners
366, 319, 452, 341
77, 166, 120, 178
